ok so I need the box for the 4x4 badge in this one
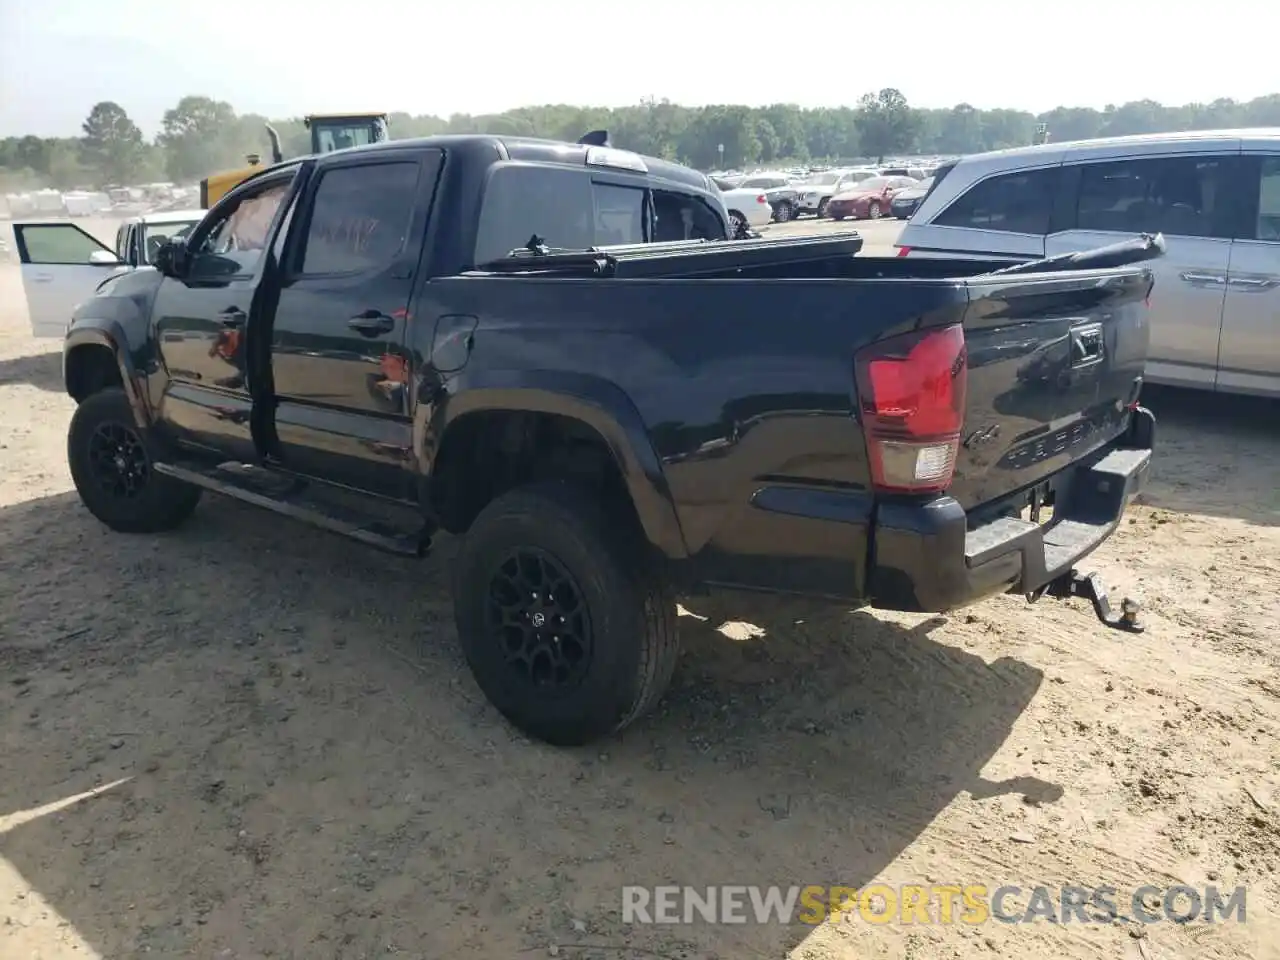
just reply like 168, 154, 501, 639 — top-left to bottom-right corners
964, 424, 1001, 448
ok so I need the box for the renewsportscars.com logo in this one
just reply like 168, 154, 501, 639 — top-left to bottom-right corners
622, 884, 1248, 926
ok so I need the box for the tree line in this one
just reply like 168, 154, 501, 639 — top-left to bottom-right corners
4, 89, 1280, 192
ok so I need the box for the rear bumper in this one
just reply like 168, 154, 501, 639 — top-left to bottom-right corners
869, 407, 1155, 612
707, 408, 1155, 613
746, 205, 774, 228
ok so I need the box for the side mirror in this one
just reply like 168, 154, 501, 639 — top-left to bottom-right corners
89, 249, 123, 266
154, 238, 189, 279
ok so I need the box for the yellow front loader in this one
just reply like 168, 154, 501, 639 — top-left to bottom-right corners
198, 112, 390, 209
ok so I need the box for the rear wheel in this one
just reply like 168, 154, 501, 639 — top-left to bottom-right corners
816, 198, 831, 218
67, 388, 201, 533
453, 481, 680, 746
728, 211, 748, 238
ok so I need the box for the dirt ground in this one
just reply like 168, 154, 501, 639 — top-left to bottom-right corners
1, 234, 1278, 960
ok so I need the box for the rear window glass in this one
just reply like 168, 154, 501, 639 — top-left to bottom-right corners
933, 167, 1057, 234
476, 166, 657, 262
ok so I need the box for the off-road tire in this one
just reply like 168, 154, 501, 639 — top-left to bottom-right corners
67, 387, 201, 533
453, 480, 680, 746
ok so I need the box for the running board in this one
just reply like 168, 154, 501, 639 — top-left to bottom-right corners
153, 460, 431, 557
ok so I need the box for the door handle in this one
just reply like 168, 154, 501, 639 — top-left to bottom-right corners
348, 310, 395, 336
1070, 322, 1104, 368
32, 274, 54, 283
218, 307, 247, 327
1227, 276, 1280, 291
1179, 271, 1226, 285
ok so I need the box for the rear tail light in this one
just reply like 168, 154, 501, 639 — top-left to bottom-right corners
854, 323, 967, 494
895, 246, 911, 257
757, 194, 768, 204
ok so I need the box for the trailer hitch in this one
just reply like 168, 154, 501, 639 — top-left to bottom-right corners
1027, 570, 1145, 633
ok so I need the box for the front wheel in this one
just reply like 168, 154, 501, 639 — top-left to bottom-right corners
868, 201, 882, 219
453, 481, 681, 746
773, 201, 794, 223
67, 387, 201, 533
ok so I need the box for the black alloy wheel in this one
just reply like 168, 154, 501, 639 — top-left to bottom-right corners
487, 547, 594, 691
87, 421, 151, 499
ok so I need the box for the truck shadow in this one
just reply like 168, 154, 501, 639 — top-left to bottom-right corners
0, 350, 61, 392
1137, 385, 1280, 527
0, 491, 1050, 959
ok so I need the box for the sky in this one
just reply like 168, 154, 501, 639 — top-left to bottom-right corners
1, 0, 1275, 139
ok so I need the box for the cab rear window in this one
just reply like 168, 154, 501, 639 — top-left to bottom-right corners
474, 165, 726, 264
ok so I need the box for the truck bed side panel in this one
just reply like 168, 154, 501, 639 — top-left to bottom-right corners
425, 276, 968, 562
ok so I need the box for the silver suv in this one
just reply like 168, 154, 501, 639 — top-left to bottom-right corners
895, 130, 1280, 397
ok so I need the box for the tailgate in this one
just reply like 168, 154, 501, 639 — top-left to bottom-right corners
946, 266, 1153, 510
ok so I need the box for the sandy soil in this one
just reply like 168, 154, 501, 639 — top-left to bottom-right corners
1, 239, 1278, 960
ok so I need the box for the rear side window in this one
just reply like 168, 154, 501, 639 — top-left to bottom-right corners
652, 189, 725, 242
1074, 156, 1232, 239
933, 167, 1057, 234
300, 161, 420, 275
1251, 156, 1280, 241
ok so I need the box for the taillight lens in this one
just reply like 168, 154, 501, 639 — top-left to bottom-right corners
854, 324, 967, 494
895, 245, 912, 257
757, 194, 768, 204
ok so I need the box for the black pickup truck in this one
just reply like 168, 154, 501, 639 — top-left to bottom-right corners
53, 132, 1158, 746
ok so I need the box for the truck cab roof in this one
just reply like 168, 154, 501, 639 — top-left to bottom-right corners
240, 133, 717, 199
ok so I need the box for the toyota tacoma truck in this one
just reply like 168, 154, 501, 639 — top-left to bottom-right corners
42, 132, 1159, 746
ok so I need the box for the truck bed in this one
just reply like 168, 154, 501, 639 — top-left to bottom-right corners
448, 234, 1155, 527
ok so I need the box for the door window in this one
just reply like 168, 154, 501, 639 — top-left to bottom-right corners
188, 178, 292, 279
933, 167, 1057, 234
1252, 157, 1280, 241
1075, 156, 1232, 238
298, 161, 421, 275
18, 223, 118, 264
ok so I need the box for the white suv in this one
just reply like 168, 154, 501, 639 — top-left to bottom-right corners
895, 129, 1280, 397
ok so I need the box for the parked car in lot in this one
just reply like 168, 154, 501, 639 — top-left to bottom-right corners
795, 168, 878, 217
826, 176, 919, 220
737, 174, 802, 222
711, 177, 774, 235
13, 209, 204, 338
880, 165, 928, 180
890, 176, 935, 219
896, 128, 1280, 397
31, 131, 1159, 746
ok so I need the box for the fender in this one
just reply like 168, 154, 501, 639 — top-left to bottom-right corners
418, 369, 689, 559
64, 321, 151, 428
62, 273, 161, 430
